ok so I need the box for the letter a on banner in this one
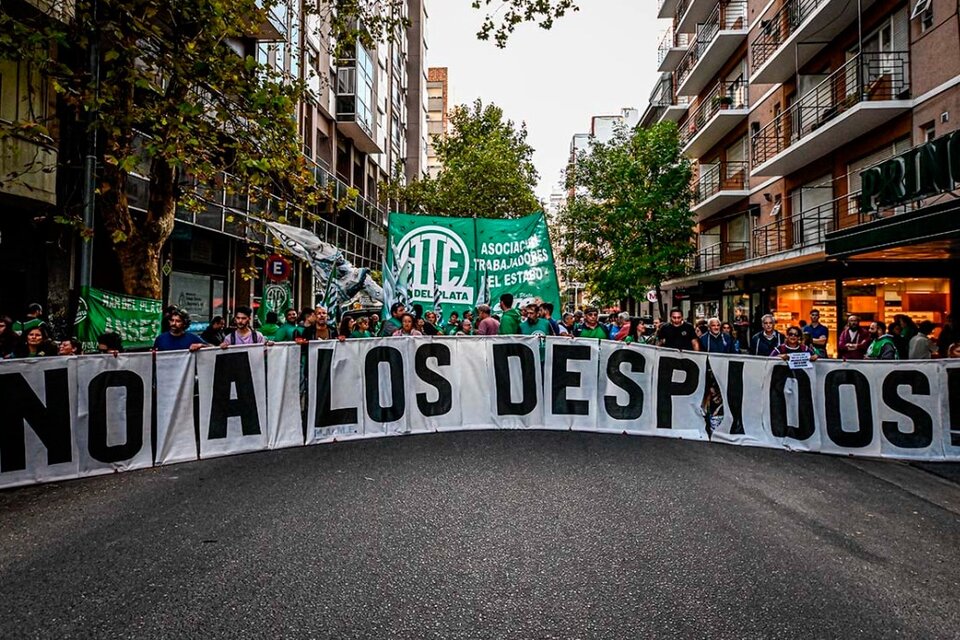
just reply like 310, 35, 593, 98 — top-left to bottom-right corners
75, 352, 154, 477
197, 346, 269, 458
0, 358, 78, 489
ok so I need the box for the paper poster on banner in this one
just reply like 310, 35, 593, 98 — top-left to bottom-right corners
359, 338, 413, 438
595, 342, 657, 435
788, 352, 813, 369
408, 336, 463, 434
307, 341, 365, 444
651, 348, 709, 441
707, 353, 775, 448
75, 352, 154, 477
485, 335, 544, 429
265, 344, 305, 450
761, 360, 822, 453
155, 351, 198, 465
452, 336, 495, 432
0, 357, 78, 489
196, 345, 269, 459
543, 337, 599, 431
942, 362, 960, 460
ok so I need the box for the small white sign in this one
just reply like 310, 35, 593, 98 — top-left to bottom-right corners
788, 351, 813, 370
646, 290, 658, 303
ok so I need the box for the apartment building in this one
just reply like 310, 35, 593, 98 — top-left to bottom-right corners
646, 0, 959, 355
426, 67, 449, 177
1, 0, 428, 328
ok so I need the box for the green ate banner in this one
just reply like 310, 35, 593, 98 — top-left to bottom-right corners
76, 287, 163, 351
386, 211, 561, 317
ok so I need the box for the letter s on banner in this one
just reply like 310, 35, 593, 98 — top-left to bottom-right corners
596, 342, 654, 434
0, 358, 77, 489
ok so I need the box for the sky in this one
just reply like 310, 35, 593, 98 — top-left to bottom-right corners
426, 0, 663, 202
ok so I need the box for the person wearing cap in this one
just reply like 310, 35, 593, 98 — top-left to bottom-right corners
578, 306, 608, 340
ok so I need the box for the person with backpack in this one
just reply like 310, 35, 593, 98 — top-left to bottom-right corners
220, 306, 269, 347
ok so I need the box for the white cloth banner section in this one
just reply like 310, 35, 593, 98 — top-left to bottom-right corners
485, 335, 544, 429
265, 344, 306, 450
75, 352, 154, 477
943, 362, 960, 460
359, 337, 414, 438
652, 346, 709, 440
595, 342, 658, 435
0, 357, 78, 489
543, 337, 600, 431
154, 350, 197, 465
707, 353, 778, 449
758, 358, 822, 454
408, 336, 464, 434
455, 337, 496, 431
307, 340, 366, 444
196, 345, 269, 459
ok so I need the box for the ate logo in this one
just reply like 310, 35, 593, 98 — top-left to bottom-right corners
396, 226, 474, 303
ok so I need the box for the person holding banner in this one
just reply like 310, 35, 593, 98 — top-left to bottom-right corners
13, 325, 58, 358
221, 307, 269, 347
770, 327, 819, 361
273, 309, 300, 342
749, 314, 784, 357
393, 313, 422, 336
577, 307, 608, 340
520, 302, 554, 336
476, 305, 500, 335
699, 318, 737, 354
154, 310, 207, 352
350, 317, 373, 339
422, 311, 440, 336
659, 309, 699, 350
866, 321, 899, 360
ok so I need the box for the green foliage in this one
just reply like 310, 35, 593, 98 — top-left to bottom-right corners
383, 99, 540, 219
559, 121, 694, 307
472, 0, 579, 47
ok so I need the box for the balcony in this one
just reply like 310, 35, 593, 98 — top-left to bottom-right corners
676, 0, 748, 97
676, 0, 726, 35
691, 160, 749, 220
751, 0, 880, 84
646, 73, 691, 125
336, 54, 381, 155
658, 0, 682, 19
751, 51, 911, 177
680, 81, 748, 157
692, 241, 750, 272
658, 28, 692, 73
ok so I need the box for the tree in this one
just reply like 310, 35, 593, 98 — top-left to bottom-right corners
559, 121, 694, 316
0, 1, 575, 299
383, 99, 540, 219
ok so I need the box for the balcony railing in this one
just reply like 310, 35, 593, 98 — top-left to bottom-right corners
658, 28, 692, 67
752, 51, 910, 167
648, 73, 691, 123
753, 201, 835, 258
679, 81, 748, 148
676, 0, 748, 89
751, 0, 825, 72
693, 241, 750, 272
693, 160, 749, 204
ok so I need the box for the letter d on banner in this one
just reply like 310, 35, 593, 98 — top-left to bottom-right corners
488, 336, 544, 429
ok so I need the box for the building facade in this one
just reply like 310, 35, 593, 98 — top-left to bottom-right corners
646, 0, 959, 355
426, 66, 449, 178
0, 0, 428, 331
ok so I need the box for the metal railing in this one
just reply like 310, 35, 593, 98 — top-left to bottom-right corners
658, 27, 692, 67
693, 160, 749, 204
753, 199, 835, 258
679, 80, 748, 147
648, 73, 691, 123
693, 241, 750, 272
752, 51, 910, 167
676, 0, 748, 89
751, 0, 825, 72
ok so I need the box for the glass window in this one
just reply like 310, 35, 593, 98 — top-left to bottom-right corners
842, 277, 951, 329
774, 281, 838, 356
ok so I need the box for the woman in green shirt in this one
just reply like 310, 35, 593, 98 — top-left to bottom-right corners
350, 316, 373, 339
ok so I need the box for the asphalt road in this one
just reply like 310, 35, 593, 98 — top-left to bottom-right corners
2, 431, 960, 639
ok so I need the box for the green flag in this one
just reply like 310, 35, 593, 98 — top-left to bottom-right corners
75, 287, 163, 351
386, 211, 561, 318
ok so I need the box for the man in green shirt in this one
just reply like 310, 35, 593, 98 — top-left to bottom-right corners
379, 302, 405, 336
520, 302, 553, 336
272, 308, 300, 342
497, 293, 522, 335
444, 311, 461, 335
577, 306, 608, 339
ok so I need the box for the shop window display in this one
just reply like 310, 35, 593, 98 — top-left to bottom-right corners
773, 281, 837, 357
842, 278, 951, 341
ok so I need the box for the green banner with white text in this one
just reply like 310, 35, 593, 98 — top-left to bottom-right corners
386, 212, 561, 318
76, 287, 163, 351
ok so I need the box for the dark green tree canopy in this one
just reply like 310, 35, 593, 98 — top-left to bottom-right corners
559, 121, 694, 309
384, 99, 540, 219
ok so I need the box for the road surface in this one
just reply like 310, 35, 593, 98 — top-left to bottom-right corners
2, 431, 959, 639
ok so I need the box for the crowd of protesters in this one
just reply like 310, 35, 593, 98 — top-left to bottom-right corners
2, 296, 958, 362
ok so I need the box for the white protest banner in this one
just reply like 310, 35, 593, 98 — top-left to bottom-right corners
454, 336, 496, 431
408, 336, 463, 434
196, 345, 268, 459
265, 343, 306, 450
485, 336, 544, 429
307, 340, 365, 444
652, 347, 709, 441
543, 337, 599, 431
702, 352, 774, 449
75, 352, 153, 477
595, 342, 657, 435
0, 357, 78, 488
761, 359, 822, 453
155, 350, 198, 465
943, 362, 960, 460
359, 337, 415, 438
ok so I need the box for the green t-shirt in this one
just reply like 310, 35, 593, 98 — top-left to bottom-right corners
259, 322, 280, 338
350, 329, 372, 339
273, 321, 299, 342
497, 308, 522, 335
579, 325, 608, 340
520, 317, 552, 336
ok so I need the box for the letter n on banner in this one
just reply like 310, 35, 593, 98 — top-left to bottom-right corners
75, 352, 153, 477
196, 345, 268, 458
543, 337, 598, 431
596, 342, 655, 435
487, 336, 544, 429
654, 350, 708, 440
307, 341, 362, 444
0, 358, 78, 489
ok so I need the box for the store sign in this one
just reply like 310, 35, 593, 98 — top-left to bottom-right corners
860, 129, 960, 213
